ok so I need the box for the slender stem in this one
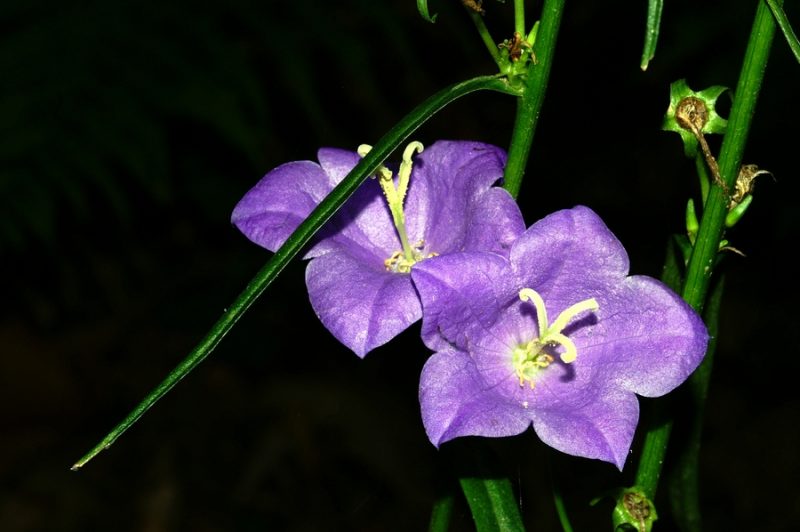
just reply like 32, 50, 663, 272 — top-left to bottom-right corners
766, 0, 800, 64
503, 0, 565, 199
466, 7, 502, 65
549, 460, 574, 532
71, 75, 519, 471
633, 0, 779, 499
429, 493, 455, 532
514, 0, 526, 36
695, 152, 710, 205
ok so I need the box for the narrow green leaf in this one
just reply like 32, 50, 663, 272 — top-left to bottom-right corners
417, 0, 438, 23
640, 0, 664, 70
71, 74, 519, 471
766, 0, 800, 64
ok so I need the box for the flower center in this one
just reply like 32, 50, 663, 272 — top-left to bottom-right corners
384, 240, 438, 273
358, 141, 436, 273
512, 288, 599, 388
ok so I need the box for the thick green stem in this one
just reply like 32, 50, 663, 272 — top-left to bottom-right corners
449, 439, 525, 532
503, 0, 565, 199
71, 75, 519, 471
633, 0, 778, 500
668, 276, 724, 532
683, 0, 777, 310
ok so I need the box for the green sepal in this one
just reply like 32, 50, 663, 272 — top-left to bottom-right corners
725, 194, 753, 228
611, 487, 658, 532
416, 0, 438, 23
662, 79, 729, 158
497, 23, 539, 82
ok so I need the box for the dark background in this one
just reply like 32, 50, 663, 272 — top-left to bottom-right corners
2, 1, 798, 530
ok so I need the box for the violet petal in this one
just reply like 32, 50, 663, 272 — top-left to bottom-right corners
305, 247, 421, 357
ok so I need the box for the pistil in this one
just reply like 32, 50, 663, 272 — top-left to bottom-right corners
514, 288, 599, 387
358, 141, 427, 269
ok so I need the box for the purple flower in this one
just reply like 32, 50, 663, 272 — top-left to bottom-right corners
411, 206, 708, 469
232, 140, 525, 357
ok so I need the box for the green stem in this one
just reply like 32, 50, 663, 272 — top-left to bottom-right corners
683, 0, 778, 312
695, 152, 710, 205
549, 460, 574, 532
633, 0, 778, 500
467, 7, 502, 65
514, 0, 526, 36
429, 493, 455, 532
460, 476, 524, 532
668, 275, 724, 532
766, 0, 800, 64
503, 0, 565, 199
445, 439, 525, 532
70, 75, 519, 471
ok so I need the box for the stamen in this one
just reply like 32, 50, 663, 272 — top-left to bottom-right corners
384, 240, 438, 273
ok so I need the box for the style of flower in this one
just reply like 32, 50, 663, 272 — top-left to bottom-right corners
411, 206, 708, 469
231, 140, 525, 357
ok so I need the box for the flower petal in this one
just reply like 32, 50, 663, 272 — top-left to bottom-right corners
575, 275, 708, 397
511, 206, 630, 296
231, 161, 331, 252
411, 252, 512, 351
405, 141, 508, 253
317, 147, 361, 187
419, 347, 531, 447
305, 248, 421, 357
531, 385, 639, 470
317, 148, 405, 258
462, 187, 526, 255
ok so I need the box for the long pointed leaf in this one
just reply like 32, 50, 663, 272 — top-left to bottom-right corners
71, 74, 519, 471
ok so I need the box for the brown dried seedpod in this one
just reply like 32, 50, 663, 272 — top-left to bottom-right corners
461, 0, 485, 15
731, 164, 772, 207
622, 491, 653, 532
675, 96, 729, 195
675, 96, 709, 134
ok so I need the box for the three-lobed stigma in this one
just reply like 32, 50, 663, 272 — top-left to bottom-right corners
513, 288, 598, 388
359, 141, 438, 274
